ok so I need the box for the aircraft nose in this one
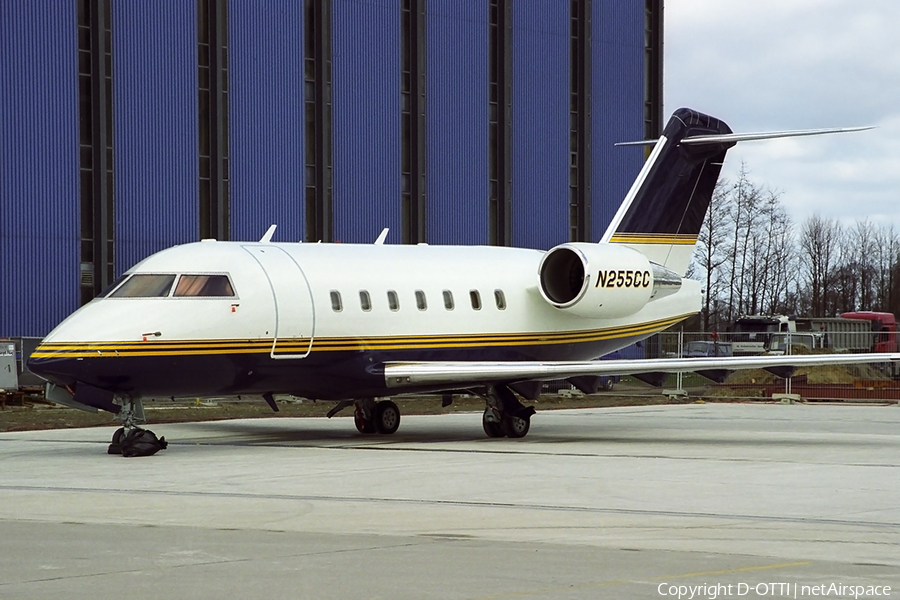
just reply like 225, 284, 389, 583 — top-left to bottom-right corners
26, 344, 79, 387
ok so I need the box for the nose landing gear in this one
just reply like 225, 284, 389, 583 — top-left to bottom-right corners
107, 397, 168, 457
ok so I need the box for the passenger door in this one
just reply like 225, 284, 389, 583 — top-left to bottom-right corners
242, 245, 315, 359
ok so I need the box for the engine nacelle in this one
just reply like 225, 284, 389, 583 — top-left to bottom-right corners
537, 243, 681, 319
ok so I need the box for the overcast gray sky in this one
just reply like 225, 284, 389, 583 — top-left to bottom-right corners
664, 0, 900, 227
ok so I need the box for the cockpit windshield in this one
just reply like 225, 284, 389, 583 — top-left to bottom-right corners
105, 273, 236, 298
173, 274, 235, 297
110, 274, 176, 298
97, 274, 129, 298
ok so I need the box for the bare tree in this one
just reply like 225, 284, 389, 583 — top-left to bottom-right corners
852, 220, 878, 310
689, 161, 900, 328
831, 228, 858, 313
799, 214, 840, 317
725, 162, 764, 320
760, 191, 794, 315
872, 225, 898, 311
692, 181, 730, 330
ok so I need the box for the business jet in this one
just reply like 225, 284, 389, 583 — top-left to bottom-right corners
28, 108, 890, 452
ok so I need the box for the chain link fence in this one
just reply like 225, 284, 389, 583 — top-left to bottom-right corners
597, 331, 900, 403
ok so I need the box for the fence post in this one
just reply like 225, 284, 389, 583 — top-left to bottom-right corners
786, 331, 792, 396
663, 328, 688, 400
773, 330, 800, 404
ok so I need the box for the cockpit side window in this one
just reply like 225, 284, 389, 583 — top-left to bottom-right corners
98, 274, 129, 298
110, 274, 176, 298
173, 274, 235, 297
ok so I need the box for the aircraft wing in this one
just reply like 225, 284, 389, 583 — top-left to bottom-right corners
384, 353, 900, 389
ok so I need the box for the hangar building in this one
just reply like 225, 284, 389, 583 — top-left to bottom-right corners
1, 0, 663, 337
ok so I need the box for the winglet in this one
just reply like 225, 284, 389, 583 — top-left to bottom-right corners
374, 228, 389, 245
259, 224, 277, 243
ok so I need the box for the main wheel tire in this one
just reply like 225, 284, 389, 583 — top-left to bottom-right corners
354, 410, 376, 434
373, 400, 401, 435
482, 415, 505, 438
107, 427, 125, 455
603, 378, 615, 392
501, 414, 530, 438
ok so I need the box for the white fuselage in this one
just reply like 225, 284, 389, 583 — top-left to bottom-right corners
30, 240, 700, 400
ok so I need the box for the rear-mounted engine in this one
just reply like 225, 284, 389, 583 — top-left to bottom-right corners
538, 243, 681, 319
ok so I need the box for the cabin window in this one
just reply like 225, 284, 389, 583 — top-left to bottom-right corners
469, 290, 482, 310
359, 290, 372, 312
387, 290, 399, 311
330, 290, 343, 312
174, 274, 235, 297
442, 290, 454, 310
415, 290, 427, 311
494, 289, 507, 310
110, 274, 176, 298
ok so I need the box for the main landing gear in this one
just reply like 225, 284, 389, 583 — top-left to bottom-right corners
352, 398, 401, 435
482, 385, 536, 439
330, 387, 535, 439
107, 397, 168, 457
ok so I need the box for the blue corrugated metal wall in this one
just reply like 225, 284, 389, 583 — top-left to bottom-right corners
228, 1, 305, 244
0, 1, 79, 337
511, 1, 570, 250
0, 1, 649, 337
591, 1, 645, 239
332, 0, 401, 244
113, 0, 198, 274
426, 1, 489, 245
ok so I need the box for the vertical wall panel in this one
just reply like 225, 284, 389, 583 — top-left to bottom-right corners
228, 1, 305, 243
426, 0, 489, 245
0, 1, 78, 336
0, 1, 650, 339
113, 0, 198, 273
591, 1, 645, 238
332, 0, 401, 244
510, 1, 569, 250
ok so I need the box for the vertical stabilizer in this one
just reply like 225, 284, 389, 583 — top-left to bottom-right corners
601, 108, 734, 276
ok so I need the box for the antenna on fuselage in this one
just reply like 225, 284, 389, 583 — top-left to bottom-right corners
374, 228, 389, 245
259, 224, 277, 243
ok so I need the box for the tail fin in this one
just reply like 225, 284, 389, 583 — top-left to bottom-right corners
602, 107, 872, 277
601, 108, 734, 276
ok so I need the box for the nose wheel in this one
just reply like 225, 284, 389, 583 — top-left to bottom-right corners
106, 397, 167, 457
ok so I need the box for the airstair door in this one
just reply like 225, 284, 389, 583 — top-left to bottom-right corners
242, 245, 315, 359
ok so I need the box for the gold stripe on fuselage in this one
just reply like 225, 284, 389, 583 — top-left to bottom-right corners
31, 314, 691, 358
609, 233, 698, 245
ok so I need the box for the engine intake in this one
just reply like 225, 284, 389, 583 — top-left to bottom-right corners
538, 243, 681, 319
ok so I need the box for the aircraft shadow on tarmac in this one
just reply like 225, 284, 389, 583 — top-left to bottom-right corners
153, 414, 884, 454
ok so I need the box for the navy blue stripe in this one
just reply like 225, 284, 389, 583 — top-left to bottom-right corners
30, 335, 649, 402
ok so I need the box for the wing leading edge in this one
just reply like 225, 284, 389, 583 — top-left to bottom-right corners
383, 353, 900, 389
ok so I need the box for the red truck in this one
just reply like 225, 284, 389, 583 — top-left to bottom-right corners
839, 311, 898, 353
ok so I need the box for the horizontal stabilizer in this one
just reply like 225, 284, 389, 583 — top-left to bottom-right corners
602, 108, 874, 277
616, 126, 873, 147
